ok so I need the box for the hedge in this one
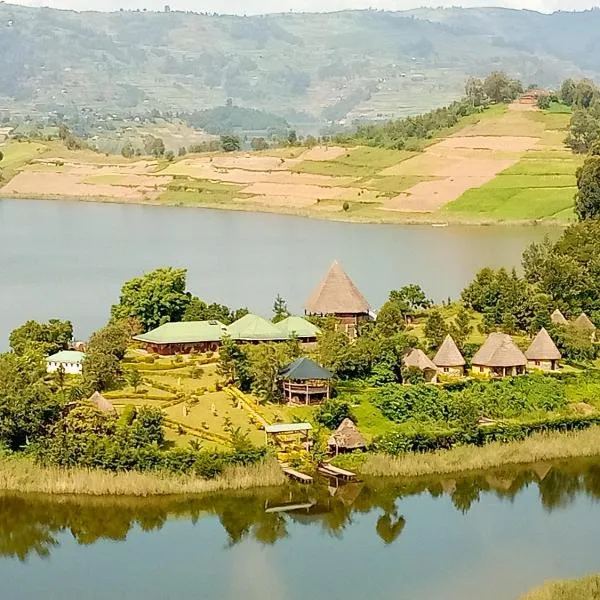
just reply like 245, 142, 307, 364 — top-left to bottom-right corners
372, 414, 600, 455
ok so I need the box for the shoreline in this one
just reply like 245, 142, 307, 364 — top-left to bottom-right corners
4, 428, 600, 498
0, 193, 570, 228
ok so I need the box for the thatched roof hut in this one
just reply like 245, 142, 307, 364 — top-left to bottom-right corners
433, 335, 466, 368
550, 309, 568, 326
305, 260, 370, 316
525, 328, 561, 361
403, 348, 437, 371
472, 333, 526, 376
573, 312, 596, 331
327, 419, 367, 453
88, 391, 116, 414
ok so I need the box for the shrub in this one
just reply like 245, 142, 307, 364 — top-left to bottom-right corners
314, 399, 354, 430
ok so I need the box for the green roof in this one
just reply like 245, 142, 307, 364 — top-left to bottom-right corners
276, 316, 320, 339
134, 321, 228, 345
46, 350, 85, 363
279, 357, 333, 381
227, 314, 287, 341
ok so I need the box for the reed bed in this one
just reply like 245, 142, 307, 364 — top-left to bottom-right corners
361, 427, 600, 478
521, 575, 600, 599
0, 457, 285, 497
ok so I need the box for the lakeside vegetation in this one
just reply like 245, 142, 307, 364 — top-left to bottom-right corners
522, 575, 600, 600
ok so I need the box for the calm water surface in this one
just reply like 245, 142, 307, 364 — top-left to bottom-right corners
2, 460, 600, 600
0, 199, 560, 345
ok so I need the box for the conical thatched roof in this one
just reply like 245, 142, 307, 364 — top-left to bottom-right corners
525, 328, 561, 361
305, 261, 370, 315
327, 418, 367, 451
472, 333, 527, 368
433, 335, 466, 367
574, 312, 596, 331
403, 348, 437, 371
550, 309, 568, 326
88, 391, 116, 414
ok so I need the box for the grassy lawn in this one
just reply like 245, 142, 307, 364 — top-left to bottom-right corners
361, 175, 437, 196
0, 141, 49, 181
292, 147, 416, 179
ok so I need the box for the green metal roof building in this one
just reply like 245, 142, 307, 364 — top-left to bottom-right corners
133, 320, 228, 355
227, 314, 287, 342
276, 316, 320, 341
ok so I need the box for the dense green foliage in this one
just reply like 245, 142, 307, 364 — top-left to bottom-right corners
0, 351, 61, 450
373, 413, 600, 456
336, 99, 482, 149
185, 105, 288, 135
562, 79, 600, 153
575, 155, 600, 220
374, 376, 567, 427
183, 297, 248, 325
314, 399, 354, 430
111, 267, 191, 331
35, 403, 267, 477
9, 319, 73, 356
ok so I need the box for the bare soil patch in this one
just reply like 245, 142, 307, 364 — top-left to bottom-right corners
3, 171, 165, 201
435, 136, 539, 152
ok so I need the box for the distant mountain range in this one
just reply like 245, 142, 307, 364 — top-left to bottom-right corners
2, 4, 600, 124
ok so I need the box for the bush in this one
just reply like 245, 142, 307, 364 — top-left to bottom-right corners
314, 399, 354, 430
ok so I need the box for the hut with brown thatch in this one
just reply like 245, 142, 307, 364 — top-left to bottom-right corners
327, 419, 367, 455
573, 312, 596, 340
525, 328, 562, 372
433, 335, 466, 377
472, 333, 527, 378
305, 260, 371, 339
88, 391, 116, 414
551, 309, 568, 326
403, 348, 438, 383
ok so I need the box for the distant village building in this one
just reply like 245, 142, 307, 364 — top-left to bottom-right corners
276, 316, 320, 346
133, 320, 228, 355
525, 328, 562, 372
433, 334, 466, 377
403, 348, 438, 383
305, 260, 372, 339
279, 357, 334, 405
46, 350, 85, 375
327, 419, 367, 455
550, 309, 568, 326
472, 333, 527, 378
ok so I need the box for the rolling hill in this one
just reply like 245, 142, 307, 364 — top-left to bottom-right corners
1, 4, 600, 125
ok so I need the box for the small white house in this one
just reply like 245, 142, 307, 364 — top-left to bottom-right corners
46, 350, 85, 375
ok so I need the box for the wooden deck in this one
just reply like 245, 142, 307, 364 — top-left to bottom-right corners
318, 463, 356, 481
282, 467, 313, 484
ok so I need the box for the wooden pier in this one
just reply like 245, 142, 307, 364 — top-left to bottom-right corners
282, 466, 313, 484
317, 463, 356, 481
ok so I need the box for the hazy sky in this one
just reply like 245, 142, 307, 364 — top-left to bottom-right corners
10, 0, 600, 14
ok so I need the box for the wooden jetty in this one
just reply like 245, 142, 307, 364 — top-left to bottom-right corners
282, 466, 313, 484
318, 463, 356, 481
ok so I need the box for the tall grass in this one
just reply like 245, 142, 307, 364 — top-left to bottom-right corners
521, 575, 600, 599
361, 427, 600, 478
0, 457, 285, 497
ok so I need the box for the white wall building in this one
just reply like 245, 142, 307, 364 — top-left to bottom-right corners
46, 350, 85, 375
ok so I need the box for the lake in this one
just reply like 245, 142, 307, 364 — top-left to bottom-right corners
0, 199, 560, 345
2, 459, 600, 600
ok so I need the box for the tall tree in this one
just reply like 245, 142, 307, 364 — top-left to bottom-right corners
220, 135, 241, 153
9, 319, 73, 356
451, 308, 473, 350
111, 267, 191, 331
424, 310, 448, 351
575, 155, 600, 220
272, 294, 290, 323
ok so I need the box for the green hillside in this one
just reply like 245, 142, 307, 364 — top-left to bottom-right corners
1, 5, 600, 124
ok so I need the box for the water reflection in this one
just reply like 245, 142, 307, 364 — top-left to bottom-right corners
3, 459, 600, 562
